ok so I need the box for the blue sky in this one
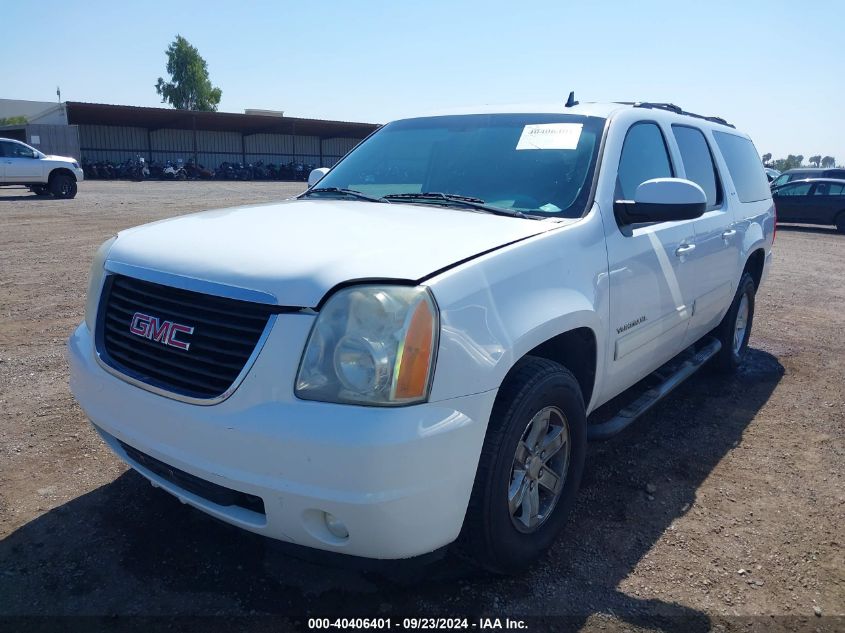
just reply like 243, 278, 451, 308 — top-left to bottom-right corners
2, 0, 842, 161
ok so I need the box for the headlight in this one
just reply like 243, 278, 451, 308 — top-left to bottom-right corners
84, 236, 116, 332
295, 285, 438, 406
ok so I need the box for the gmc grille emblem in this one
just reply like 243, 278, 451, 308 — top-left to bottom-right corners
129, 312, 195, 350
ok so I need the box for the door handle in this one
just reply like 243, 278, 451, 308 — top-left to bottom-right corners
675, 243, 696, 257
722, 229, 737, 239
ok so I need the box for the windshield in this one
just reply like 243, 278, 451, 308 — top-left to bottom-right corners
312, 113, 606, 218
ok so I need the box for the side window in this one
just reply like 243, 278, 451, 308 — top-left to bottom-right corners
671, 125, 721, 208
712, 131, 771, 202
815, 183, 845, 196
0, 141, 13, 158
827, 170, 845, 180
616, 122, 673, 201
772, 174, 789, 188
778, 183, 811, 196
10, 144, 36, 159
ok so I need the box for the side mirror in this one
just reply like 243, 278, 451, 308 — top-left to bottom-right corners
308, 167, 330, 188
614, 178, 707, 225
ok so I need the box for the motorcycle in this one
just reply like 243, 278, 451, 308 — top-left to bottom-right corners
162, 160, 187, 181
185, 159, 214, 180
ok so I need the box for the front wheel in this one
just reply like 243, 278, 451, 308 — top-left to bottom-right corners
458, 356, 586, 573
49, 173, 77, 199
711, 272, 756, 372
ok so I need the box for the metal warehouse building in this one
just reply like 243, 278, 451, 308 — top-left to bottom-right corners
1, 99, 379, 169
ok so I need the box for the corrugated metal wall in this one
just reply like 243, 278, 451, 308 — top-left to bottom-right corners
78, 124, 364, 169
24, 124, 81, 160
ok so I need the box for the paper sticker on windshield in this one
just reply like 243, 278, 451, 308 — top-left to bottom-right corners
516, 123, 583, 150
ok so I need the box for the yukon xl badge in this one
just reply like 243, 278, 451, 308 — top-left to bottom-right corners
129, 312, 195, 351
616, 315, 647, 335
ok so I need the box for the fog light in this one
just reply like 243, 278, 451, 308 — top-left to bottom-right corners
324, 512, 349, 539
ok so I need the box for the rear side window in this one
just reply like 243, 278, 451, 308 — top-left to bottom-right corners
826, 170, 845, 180
616, 122, 673, 200
712, 131, 771, 203
814, 182, 845, 196
672, 125, 721, 208
778, 183, 811, 196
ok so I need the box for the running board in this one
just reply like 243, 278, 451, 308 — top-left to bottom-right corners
587, 337, 722, 441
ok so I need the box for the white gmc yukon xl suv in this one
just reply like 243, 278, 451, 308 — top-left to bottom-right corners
0, 137, 83, 198
69, 101, 774, 572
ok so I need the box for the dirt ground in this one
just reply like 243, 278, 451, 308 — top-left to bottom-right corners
0, 181, 842, 632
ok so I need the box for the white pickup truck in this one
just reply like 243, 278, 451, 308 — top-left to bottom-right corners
69, 100, 774, 573
0, 137, 83, 198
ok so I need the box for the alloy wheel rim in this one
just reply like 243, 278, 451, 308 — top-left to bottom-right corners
733, 294, 749, 354
508, 405, 570, 533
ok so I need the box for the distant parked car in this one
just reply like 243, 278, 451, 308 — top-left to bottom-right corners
771, 167, 845, 189
764, 167, 781, 182
0, 137, 84, 198
772, 178, 845, 232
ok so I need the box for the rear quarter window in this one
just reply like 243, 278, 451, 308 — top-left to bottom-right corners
712, 131, 771, 203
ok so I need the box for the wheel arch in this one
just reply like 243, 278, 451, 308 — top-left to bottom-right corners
48, 167, 77, 183
744, 248, 766, 290
509, 327, 598, 408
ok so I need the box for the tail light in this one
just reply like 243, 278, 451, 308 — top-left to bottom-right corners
772, 201, 777, 245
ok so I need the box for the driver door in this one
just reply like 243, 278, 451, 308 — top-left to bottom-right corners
5, 141, 43, 180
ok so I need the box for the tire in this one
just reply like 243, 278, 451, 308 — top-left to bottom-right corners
49, 173, 77, 199
457, 356, 587, 573
835, 212, 845, 234
711, 272, 756, 373
30, 185, 50, 196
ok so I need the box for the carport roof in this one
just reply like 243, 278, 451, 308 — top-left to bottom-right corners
64, 102, 380, 138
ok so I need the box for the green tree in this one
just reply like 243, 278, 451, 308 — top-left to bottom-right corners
761, 152, 772, 165
772, 154, 805, 172
155, 35, 222, 111
0, 115, 27, 126
821, 156, 835, 168
809, 155, 822, 167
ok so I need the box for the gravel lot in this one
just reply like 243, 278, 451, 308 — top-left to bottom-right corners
0, 181, 843, 632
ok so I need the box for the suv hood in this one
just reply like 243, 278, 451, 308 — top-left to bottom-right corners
107, 199, 557, 307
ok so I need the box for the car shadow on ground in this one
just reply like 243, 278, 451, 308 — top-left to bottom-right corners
0, 193, 48, 202
776, 224, 840, 236
0, 349, 783, 632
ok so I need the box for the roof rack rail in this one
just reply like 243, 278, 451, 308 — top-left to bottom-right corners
618, 102, 735, 128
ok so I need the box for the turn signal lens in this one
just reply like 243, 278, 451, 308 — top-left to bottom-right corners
392, 298, 435, 400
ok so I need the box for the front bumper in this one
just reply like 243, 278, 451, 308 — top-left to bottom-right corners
68, 320, 496, 559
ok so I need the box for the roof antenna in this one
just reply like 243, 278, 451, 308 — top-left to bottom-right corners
565, 91, 578, 108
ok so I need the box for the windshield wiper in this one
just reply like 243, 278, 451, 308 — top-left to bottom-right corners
301, 187, 389, 203
382, 192, 530, 219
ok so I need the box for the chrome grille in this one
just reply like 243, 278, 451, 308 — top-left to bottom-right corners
97, 274, 276, 400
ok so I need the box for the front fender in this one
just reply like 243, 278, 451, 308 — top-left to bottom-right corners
425, 215, 608, 405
